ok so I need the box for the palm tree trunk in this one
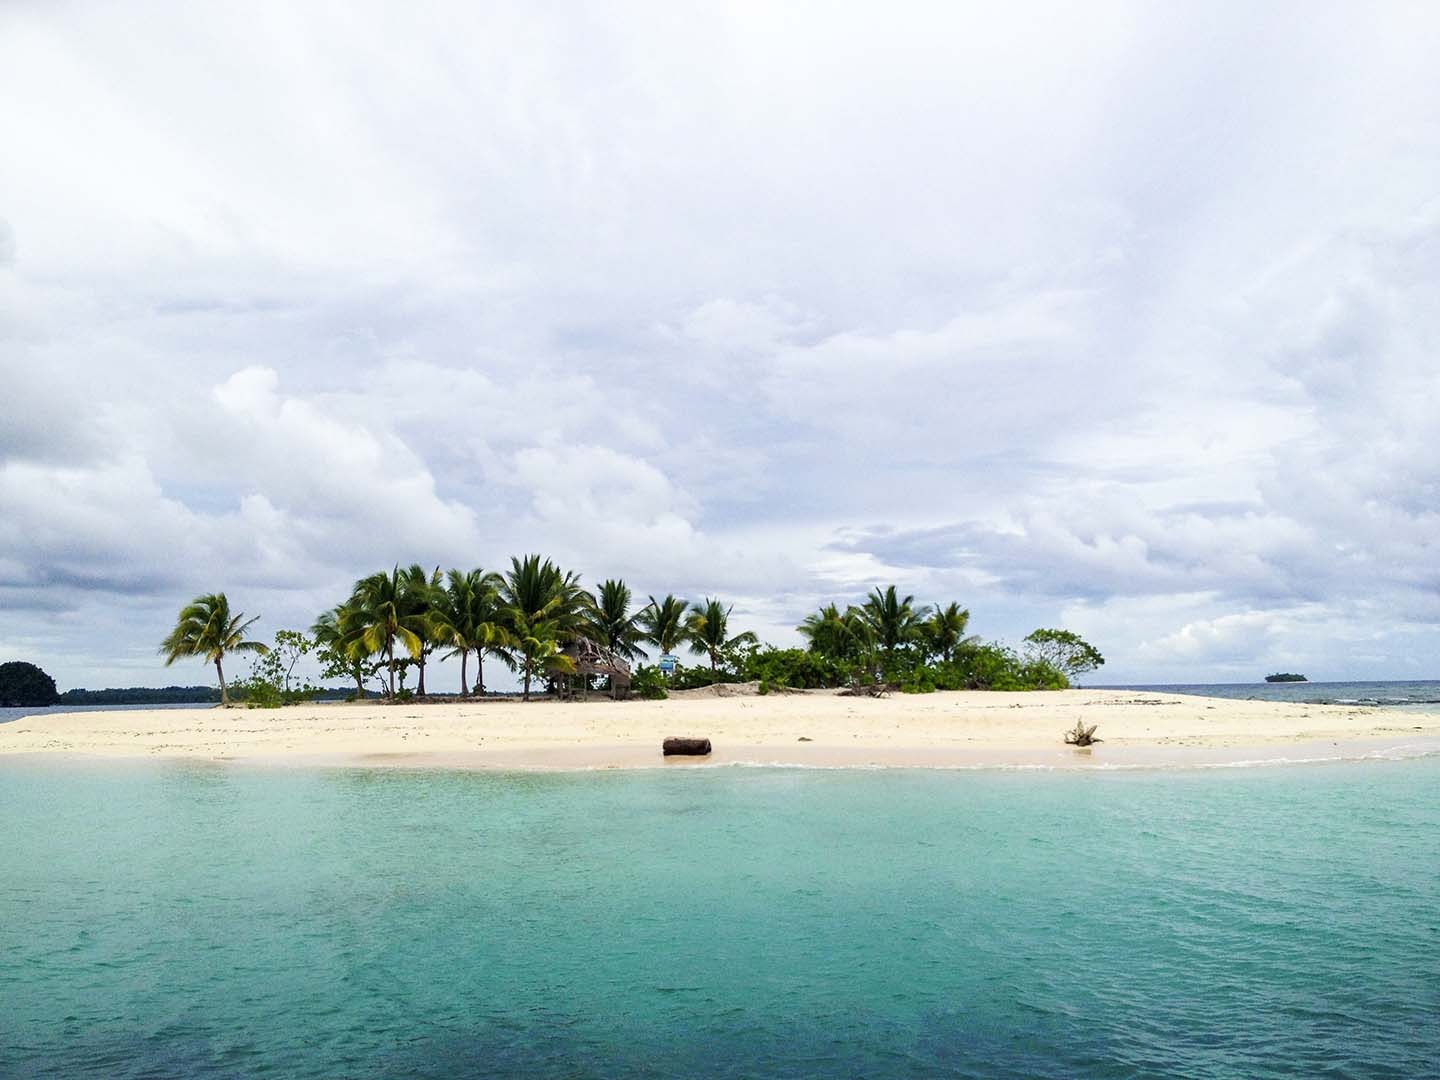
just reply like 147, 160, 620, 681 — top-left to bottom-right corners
418, 650, 427, 696
459, 650, 469, 697
387, 638, 396, 697
522, 657, 532, 702
354, 671, 365, 699
216, 657, 228, 706
475, 650, 484, 695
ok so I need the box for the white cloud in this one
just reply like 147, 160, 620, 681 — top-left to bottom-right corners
2, 2, 1440, 686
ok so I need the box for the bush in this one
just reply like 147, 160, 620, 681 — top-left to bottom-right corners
630, 665, 668, 700
742, 648, 856, 690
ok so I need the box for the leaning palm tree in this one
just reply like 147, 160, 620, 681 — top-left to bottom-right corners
587, 579, 649, 663
499, 554, 587, 700
685, 597, 759, 671
639, 593, 690, 658
345, 567, 431, 697
923, 601, 974, 664
160, 592, 268, 705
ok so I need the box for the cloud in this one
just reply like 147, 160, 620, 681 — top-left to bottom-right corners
2, 2, 1440, 686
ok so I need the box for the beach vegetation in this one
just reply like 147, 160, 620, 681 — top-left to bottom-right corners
430, 568, 510, 695
234, 630, 325, 707
639, 593, 690, 659
342, 567, 430, 698
685, 598, 759, 671
587, 579, 650, 668
311, 605, 382, 700
499, 554, 586, 701
0, 660, 60, 707
1022, 629, 1105, 682
630, 664, 669, 700
159, 593, 269, 706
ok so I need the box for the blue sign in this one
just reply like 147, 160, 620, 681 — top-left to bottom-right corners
659, 654, 679, 674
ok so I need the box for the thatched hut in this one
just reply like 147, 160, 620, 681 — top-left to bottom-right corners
559, 637, 633, 700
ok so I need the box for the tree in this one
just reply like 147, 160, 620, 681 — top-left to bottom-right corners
344, 568, 430, 698
398, 564, 442, 696
159, 593, 268, 705
684, 598, 759, 671
311, 603, 384, 699
639, 594, 690, 658
859, 586, 928, 665
923, 602, 974, 663
0, 660, 59, 707
798, 603, 872, 665
499, 554, 586, 700
587, 579, 649, 663
1023, 629, 1105, 681
430, 568, 510, 695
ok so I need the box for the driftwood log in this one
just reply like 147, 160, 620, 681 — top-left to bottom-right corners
663, 737, 712, 756
1063, 721, 1101, 746
840, 683, 898, 698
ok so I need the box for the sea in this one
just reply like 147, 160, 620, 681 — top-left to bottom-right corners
2, 685, 1438, 1078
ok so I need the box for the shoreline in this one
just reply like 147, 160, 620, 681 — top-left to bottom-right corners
3, 688, 1438, 772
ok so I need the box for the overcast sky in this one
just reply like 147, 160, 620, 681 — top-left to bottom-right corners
2, 2, 1439, 690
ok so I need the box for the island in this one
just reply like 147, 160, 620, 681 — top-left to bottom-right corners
1265, 673, 1308, 683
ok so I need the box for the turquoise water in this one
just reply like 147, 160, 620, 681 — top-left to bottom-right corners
2, 761, 1437, 1078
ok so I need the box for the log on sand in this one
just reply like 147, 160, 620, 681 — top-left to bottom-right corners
663, 737, 712, 756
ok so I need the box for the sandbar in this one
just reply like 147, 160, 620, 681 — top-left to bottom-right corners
2, 689, 1437, 770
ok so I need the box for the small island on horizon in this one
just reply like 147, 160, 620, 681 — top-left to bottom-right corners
1266, 673, 1308, 683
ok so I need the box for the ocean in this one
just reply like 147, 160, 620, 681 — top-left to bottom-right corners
2, 757, 1436, 1078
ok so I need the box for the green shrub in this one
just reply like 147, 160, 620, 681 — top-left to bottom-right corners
742, 648, 855, 690
630, 665, 668, 700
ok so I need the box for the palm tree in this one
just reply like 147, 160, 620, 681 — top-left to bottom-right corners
398, 564, 441, 696
345, 567, 431, 697
499, 554, 586, 700
685, 598, 758, 671
430, 568, 510, 695
797, 602, 872, 663
587, 579, 648, 663
923, 602, 974, 663
859, 585, 928, 667
311, 603, 370, 700
160, 592, 268, 705
639, 594, 689, 658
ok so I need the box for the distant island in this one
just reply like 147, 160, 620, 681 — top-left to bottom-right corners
1265, 673, 1308, 683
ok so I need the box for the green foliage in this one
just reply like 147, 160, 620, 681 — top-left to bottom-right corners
684, 597, 759, 671
588, 579, 648, 664
1022, 629, 1105, 681
742, 648, 856, 690
639, 593, 690, 656
630, 664, 669, 700
0, 660, 59, 707
499, 554, 586, 700
235, 632, 323, 708
159, 592, 268, 705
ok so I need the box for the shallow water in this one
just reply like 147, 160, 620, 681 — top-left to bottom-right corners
2, 760, 1437, 1078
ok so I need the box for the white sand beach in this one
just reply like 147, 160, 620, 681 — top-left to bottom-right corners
3, 689, 1437, 769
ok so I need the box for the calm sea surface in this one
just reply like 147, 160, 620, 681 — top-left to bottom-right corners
1098, 679, 1440, 708
1, 759, 1437, 1078
0, 702, 212, 725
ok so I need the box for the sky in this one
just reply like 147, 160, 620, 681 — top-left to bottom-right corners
2, 1, 1439, 690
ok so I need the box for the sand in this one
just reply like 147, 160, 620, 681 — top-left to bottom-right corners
3, 689, 1438, 770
